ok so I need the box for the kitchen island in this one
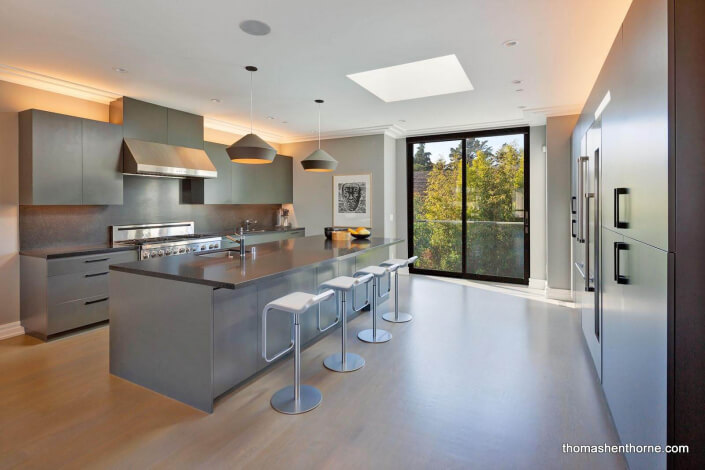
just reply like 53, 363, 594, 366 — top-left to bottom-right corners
109, 235, 401, 412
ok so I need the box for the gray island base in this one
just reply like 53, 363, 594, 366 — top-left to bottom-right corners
109, 236, 401, 412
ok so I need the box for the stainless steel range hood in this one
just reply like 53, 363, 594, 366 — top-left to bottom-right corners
123, 138, 217, 179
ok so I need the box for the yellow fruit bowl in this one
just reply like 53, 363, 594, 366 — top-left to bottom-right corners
347, 227, 371, 239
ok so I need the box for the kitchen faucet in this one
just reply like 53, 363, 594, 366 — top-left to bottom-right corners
225, 226, 247, 258
242, 219, 257, 232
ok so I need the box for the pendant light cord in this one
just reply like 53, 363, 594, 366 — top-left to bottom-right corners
318, 102, 321, 149
249, 70, 253, 134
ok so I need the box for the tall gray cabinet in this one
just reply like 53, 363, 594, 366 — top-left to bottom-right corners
571, 0, 705, 468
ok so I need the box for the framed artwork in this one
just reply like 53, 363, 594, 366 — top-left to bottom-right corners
333, 173, 372, 228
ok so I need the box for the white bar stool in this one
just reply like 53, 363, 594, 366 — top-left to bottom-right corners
354, 264, 398, 343
317, 273, 374, 372
262, 289, 335, 414
380, 256, 418, 323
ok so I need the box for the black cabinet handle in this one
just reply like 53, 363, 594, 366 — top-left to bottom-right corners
571, 220, 577, 238
571, 196, 577, 215
84, 297, 109, 305
85, 272, 109, 278
614, 242, 630, 284
614, 188, 629, 229
85, 258, 110, 263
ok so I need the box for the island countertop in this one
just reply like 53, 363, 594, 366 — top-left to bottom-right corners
110, 235, 402, 289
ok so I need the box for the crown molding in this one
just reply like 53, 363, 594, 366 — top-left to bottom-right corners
0, 64, 120, 104
402, 118, 530, 138
202, 117, 286, 144
522, 104, 583, 125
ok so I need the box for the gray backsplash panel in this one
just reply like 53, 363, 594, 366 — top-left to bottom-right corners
19, 175, 280, 249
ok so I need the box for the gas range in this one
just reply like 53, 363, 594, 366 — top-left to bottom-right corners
111, 221, 221, 260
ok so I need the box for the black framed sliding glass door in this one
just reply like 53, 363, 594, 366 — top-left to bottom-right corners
407, 127, 530, 284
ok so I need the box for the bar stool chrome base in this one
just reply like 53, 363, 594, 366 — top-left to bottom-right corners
382, 312, 413, 323
358, 328, 392, 343
270, 385, 322, 414
323, 352, 365, 372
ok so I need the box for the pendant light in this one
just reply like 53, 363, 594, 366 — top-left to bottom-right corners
227, 66, 276, 164
301, 99, 338, 172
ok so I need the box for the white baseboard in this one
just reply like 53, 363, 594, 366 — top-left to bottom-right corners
0, 321, 25, 340
545, 287, 573, 301
528, 278, 546, 290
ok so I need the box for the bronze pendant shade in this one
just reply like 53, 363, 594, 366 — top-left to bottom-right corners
228, 66, 276, 164
301, 99, 338, 172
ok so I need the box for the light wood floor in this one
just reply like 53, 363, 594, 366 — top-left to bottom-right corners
0, 275, 625, 469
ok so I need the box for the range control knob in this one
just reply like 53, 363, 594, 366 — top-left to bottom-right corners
158, 250, 164, 257
200, 245, 206, 251
150, 251, 157, 258
178, 247, 185, 254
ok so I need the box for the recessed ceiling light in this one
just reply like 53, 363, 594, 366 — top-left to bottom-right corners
265, 115, 275, 120
239, 19, 271, 36
281, 121, 288, 124
503, 39, 519, 47
518, 106, 526, 109
512, 79, 522, 85
347, 54, 473, 102
210, 98, 221, 103
399, 119, 407, 123
112, 67, 128, 73
515, 88, 524, 92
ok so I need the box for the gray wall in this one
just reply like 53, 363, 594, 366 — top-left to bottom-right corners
19, 176, 279, 249
529, 126, 547, 284
280, 135, 387, 236
546, 115, 579, 291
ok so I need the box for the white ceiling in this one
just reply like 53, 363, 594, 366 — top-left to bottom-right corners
0, 0, 632, 142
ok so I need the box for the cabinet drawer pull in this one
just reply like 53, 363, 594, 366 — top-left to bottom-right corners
85, 258, 110, 263
614, 242, 630, 285
85, 272, 109, 278
614, 188, 629, 229
84, 297, 109, 305
571, 196, 577, 215
571, 219, 577, 238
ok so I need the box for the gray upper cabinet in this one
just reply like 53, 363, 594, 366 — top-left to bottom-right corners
20, 109, 125, 205
112, 97, 168, 143
232, 154, 293, 204
20, 110, 83, 205
611, 0, 668, 250
202, 142, 232, 204
167, 109, 203, 149
82, 119, 123, 205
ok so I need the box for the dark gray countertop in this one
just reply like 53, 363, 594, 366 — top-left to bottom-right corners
212, 226, 304, 237
110, 235, 402, 289
20, 244, 138, 259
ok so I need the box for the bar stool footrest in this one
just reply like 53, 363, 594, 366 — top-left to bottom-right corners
323, 352, 365, 372
270, 385, 322, 414
358, 329, 392, 343
381, 312, 413, 323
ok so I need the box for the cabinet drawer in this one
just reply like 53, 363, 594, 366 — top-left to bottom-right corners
47, 295, 109, 335
48, 271, 110, 304
47, 250, 137, 277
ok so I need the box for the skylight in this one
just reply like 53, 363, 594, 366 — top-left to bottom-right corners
347, 55, 473, 103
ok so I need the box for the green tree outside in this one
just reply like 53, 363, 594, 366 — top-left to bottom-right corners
413, 138, 525, 277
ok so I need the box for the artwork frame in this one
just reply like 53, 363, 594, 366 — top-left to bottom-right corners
333, 173, 372, 228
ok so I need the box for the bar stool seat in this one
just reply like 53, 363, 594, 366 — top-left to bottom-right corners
381, 256, 418, 323
262, 289, 335, 414
318, 273, 373, 372
355, 264, 398, 344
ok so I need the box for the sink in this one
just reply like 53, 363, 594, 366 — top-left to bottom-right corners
243, 229, 266, 233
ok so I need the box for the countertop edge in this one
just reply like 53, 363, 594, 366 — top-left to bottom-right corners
20, 245, 138, 259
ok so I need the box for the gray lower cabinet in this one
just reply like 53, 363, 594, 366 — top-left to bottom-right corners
20, 250, 138, 340
82, 119, 124, 205
602, 233, 667, 470
20, 109, 83, 205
